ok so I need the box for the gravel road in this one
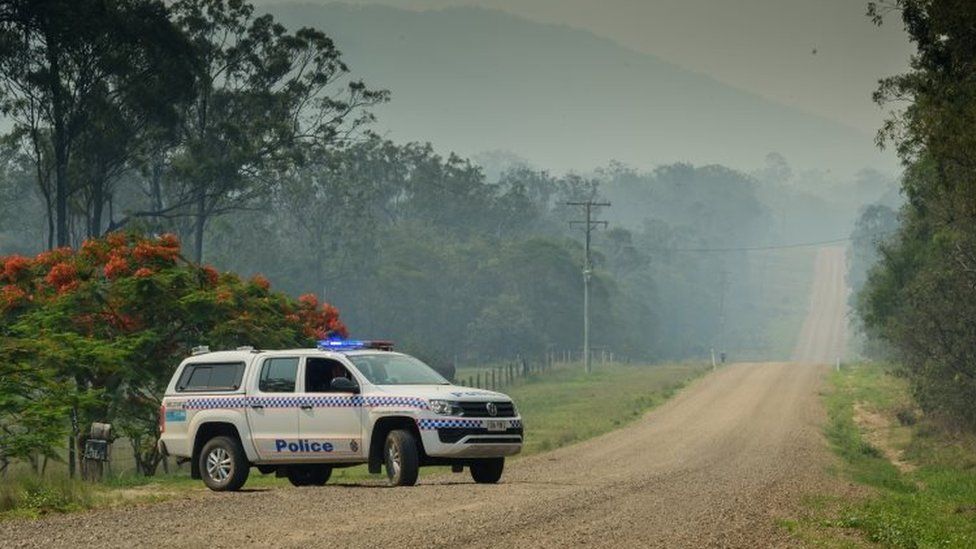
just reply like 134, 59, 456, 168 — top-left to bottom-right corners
0, 247, 848, 548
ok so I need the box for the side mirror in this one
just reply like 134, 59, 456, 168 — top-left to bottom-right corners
331, 377, 360, 394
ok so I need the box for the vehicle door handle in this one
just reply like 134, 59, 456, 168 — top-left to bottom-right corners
300, 404, 313, 411
250, 404, 264, 410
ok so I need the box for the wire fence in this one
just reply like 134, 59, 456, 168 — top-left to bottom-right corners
454, 349, 617, 391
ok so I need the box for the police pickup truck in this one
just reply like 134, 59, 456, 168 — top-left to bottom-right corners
158, 340, 523, 491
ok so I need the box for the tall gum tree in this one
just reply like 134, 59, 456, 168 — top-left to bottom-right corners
166, 0, 388, 262
0, 0, 197, 248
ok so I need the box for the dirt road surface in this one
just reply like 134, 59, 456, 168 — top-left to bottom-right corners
0, 248, 848, 548
792, 246, 848, 364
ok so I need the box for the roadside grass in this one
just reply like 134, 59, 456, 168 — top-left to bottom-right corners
789, 362, 976, 547
497, 361, 707, 454
0, 360, 706, 519
0, 475, 95, 519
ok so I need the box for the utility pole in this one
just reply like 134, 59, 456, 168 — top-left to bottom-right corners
567, 200, 610, 374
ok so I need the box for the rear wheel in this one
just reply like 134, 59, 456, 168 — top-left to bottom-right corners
384, 429, 419, 486
286, 464, 332, 487
199, 436, 249, 491
470, 458, 504, 484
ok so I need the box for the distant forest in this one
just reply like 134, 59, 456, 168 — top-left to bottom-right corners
0, 0, 894, 366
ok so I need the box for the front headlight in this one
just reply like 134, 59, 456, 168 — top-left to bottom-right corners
509, 401, 519, 416
429, 399, 462, 416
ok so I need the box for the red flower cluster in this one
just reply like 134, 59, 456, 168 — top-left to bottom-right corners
104, 255, 130, 280
298, 293, 319, 308
202, 266, 220, 287
34, 247, 73, 269
45, 262, 79, 294
80, 239, 110, 263
250, 274, 271, 291
133, 240, 179, 264
294, 294, 348, 339
1, 233, 352, 345
2, 255, 30, 283
158, 233, 180, 248
1, 284, 28, 310
106, 232, 128, 248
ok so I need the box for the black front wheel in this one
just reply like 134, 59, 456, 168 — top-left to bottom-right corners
470, 458, 504, 484
384, 429, 420, 486
287, 464, 332, 487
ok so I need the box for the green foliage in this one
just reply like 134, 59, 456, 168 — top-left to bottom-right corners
0, 0, 198, 246
0, 475, 95, 517
856, 0, 976, 429
806, 363, 976, 548
205, 134, 794, 363
0, 232, 346, 475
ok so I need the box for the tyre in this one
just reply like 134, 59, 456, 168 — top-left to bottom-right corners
384, 429, 420, 486
470, 458, 504, 484
286, 464, 332, 487
199, 436, 249, 491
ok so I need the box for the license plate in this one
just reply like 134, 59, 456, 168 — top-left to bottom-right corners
485, 420, 506, 432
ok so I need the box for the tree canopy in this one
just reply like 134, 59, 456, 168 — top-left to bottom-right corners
0, 232, 346, 473
858, 0, 976, 429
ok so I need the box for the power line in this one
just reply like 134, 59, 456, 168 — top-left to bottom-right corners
644, 232, 896, 253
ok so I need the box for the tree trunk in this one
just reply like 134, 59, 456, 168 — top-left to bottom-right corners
193, 185, 206, 263
68, 406, 78, 478
90, 170, 105, 238
44, 31, 70, 248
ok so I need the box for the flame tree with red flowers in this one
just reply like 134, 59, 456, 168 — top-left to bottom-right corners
0, 233, 346, 476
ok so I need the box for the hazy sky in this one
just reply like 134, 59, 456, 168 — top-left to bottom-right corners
266, 0, 913, 135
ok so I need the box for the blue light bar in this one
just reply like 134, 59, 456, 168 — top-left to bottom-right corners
316, 339, 395, 352
317, 339, 366, 350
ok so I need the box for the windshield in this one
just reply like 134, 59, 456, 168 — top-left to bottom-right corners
348, 353, 448, 385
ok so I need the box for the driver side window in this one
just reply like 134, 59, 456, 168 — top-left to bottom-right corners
305, 358, 352, 393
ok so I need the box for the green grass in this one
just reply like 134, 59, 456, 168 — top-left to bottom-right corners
498, 361, 707, 454
791, 362, 976, 548
1, 360, 706, 519
0, 475, 95, 518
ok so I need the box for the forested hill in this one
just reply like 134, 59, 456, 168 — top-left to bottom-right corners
262, 2, 895, 175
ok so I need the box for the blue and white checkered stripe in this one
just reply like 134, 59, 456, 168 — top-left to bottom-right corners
364, 396, 428, 408
183, 396, 249, 409
417, 418, 522, 430
182, 395, 430, 410
417, 418, 484, 430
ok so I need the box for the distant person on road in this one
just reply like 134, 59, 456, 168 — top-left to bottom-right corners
720, 352, 727, 364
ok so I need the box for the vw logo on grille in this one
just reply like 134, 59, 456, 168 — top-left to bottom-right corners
486, 402, 498, 416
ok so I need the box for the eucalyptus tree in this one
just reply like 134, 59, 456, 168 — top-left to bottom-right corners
165, 0, 388, 262
0, 0, 197, 247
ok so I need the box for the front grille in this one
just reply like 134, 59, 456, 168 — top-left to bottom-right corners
438, 427, 523, 444
458, 401, 516, 417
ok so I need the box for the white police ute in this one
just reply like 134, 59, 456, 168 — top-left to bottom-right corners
158, 340, 523, 490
